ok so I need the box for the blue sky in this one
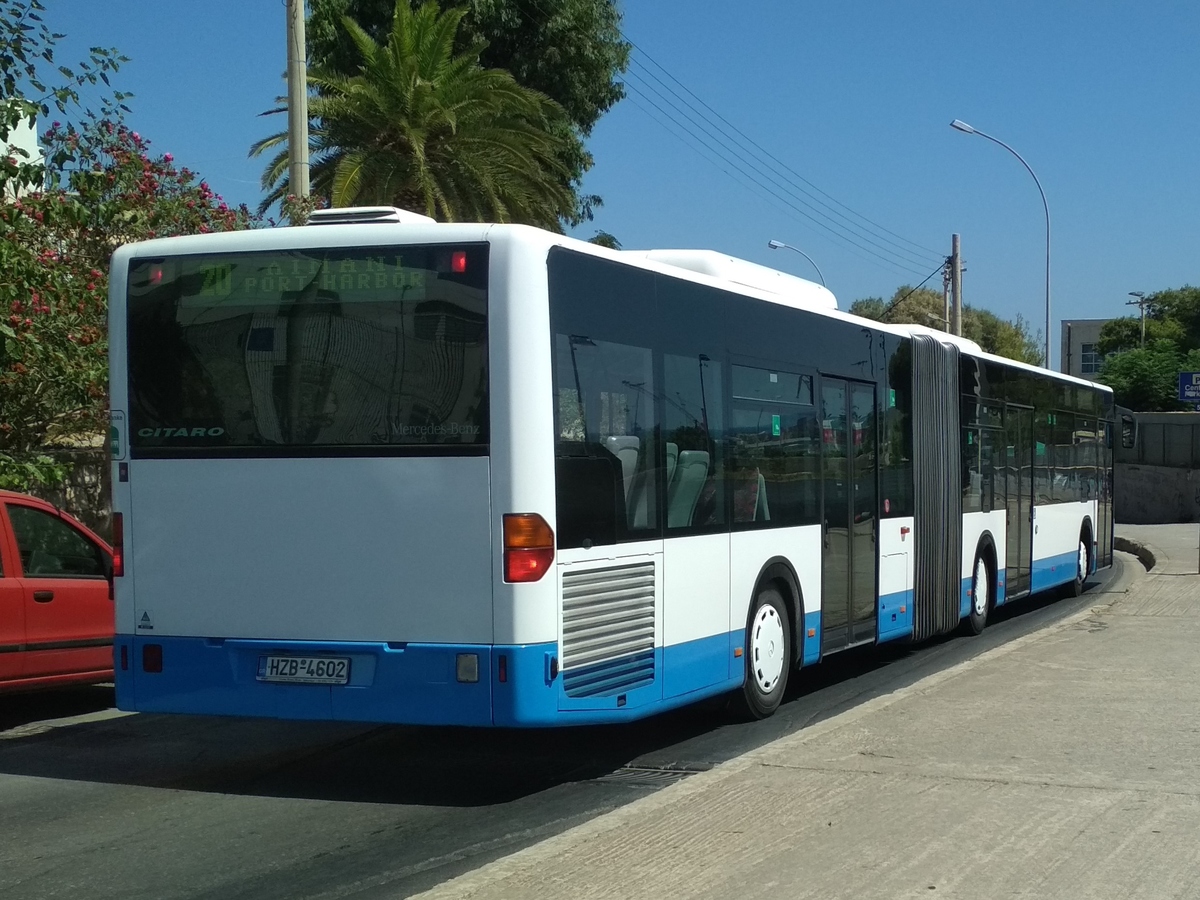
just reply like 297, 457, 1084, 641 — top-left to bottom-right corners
53, 1, 1200, 367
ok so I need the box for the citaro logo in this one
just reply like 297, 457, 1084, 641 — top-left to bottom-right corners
137, 427, 225, 438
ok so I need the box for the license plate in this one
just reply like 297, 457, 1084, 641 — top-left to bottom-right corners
257, 655, 351, 685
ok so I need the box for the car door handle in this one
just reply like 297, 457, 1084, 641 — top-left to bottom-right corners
33, 590, 54, 603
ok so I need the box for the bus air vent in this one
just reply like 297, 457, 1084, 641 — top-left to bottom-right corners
561, 561, 656, 698
305, 206, 436, 226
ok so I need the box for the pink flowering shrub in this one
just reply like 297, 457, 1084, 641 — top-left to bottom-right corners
0, 120, 258, 488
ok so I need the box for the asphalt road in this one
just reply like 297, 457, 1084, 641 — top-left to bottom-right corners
0, 559, 1129, 900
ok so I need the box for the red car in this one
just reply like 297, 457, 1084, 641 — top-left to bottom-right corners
0, 491, 114, 691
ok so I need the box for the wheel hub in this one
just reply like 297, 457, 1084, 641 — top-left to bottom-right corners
751, 605, 786, 692
973, 557, 989, 617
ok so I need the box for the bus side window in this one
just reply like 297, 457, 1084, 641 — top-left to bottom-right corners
962, 427, 982, 514
727, 366, 819, 528
663, 353, 724, 531
553, 333, 659, 547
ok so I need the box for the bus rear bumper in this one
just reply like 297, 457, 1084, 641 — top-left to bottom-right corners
114, 635, 503, 726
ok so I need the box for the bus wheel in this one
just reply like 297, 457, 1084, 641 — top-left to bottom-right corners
963, 550, 991, 635
736, 586, 791, 720
1064, 535, 1089, 598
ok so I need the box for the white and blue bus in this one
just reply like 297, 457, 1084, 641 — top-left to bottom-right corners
107, 207, 1115, 726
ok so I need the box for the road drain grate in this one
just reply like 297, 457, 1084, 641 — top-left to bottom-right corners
592, 765, 706, 787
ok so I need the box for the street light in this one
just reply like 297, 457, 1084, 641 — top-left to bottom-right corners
1127, 291, 1148, 347
767, 239, 826, 287
950, 119, 1051, 369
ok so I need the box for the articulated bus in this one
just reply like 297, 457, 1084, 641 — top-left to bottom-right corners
107, 207, 1115, 726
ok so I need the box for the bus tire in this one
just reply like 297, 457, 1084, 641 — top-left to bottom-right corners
736, 585, 791, 720
962, 547, 992, 636
1063, 531, 1090, 598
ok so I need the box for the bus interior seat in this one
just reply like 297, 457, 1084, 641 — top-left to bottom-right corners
668, 450, 709, 527
666, 442, 679, 486
627, 465, 658, 530
754, 471, 770, 521
604, 435, 641, 499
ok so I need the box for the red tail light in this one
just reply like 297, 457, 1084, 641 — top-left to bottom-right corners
112, 512, 124, 577
503, 513, 554, 583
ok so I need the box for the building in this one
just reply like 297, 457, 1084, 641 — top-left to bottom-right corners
3, 115, 42, 200
1060, 318, 1113, 380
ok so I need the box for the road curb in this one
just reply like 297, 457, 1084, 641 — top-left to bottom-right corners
1114, 535, 1157, 571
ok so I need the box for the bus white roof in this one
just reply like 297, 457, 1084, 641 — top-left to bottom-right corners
621, 248, 838, 310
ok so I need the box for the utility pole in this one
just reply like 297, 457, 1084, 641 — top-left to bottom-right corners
950, 233, 963, 337
1127, 291, 1149, 347
942, 258, 951, 334
285, 0, 310, 199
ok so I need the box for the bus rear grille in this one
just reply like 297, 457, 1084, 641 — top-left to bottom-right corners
561, 561, 656, 698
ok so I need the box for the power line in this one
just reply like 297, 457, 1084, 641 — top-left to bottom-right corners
881, 259, 952, 320
623, 67, 937, 273
508, 0, 942, 273
508, 0, 941, 267
623, 85, 931, 278
626, 54, 942, 265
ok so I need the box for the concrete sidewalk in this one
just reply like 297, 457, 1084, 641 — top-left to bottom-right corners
412, 531, 1200, 900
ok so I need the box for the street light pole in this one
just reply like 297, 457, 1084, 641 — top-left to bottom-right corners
767, 239, 826, 287
950, 119, 1051, 368
1127, 291, 1148, 347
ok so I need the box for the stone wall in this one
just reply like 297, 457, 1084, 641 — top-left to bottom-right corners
1115, 463, 1200, 524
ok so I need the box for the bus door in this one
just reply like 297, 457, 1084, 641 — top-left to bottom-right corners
1005, 405, 1034, 597
1098, 419, 1114, 567
820, 378, 878, 652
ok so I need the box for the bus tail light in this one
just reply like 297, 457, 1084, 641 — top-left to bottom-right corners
503, 513, 554, 583
112, 512, 124, 577
142, 643, 162, 673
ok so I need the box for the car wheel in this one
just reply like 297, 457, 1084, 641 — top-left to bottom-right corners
735, 586, 791, 720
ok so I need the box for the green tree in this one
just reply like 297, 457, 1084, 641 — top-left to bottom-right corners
1, 120, 256, 490
1093, 285, 1200, 408
306, 0, 629, 225
849, 287, 1043, 365
253, 1, 576, 227
587, 229, 620, 249
1147, 285, 1200, 348
0, 0, 255, 491
1097, 342, 1200, 412
1097, 315, 1185, 356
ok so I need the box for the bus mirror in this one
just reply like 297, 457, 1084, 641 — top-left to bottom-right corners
1120, 414, 1136, 450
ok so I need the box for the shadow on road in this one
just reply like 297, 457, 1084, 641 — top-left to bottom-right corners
0, 574, 1112, 810
0, 684, 116, 731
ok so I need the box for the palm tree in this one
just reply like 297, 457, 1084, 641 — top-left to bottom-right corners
251, 0, 575, 228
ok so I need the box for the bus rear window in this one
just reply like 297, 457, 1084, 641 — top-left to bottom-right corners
126, 245, 488, 456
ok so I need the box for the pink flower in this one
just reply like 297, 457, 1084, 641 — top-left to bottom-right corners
163, 153, 173, 163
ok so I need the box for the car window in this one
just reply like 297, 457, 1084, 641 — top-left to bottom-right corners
6, 504, 106, 579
